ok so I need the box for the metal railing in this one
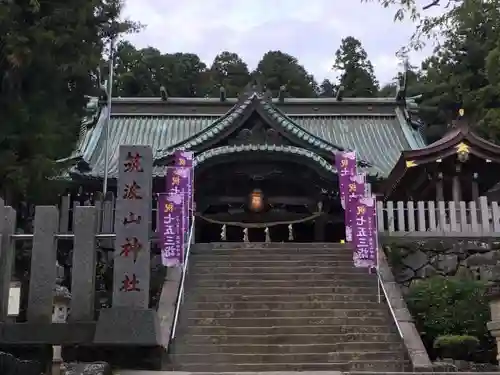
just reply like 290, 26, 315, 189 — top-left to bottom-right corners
375, 249, 403, 339
170, 218, 195, 340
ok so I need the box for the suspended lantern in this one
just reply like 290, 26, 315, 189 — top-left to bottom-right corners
249, 189, 264, 212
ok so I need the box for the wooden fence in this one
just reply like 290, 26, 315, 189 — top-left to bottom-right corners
60, 193, 500, 239
377, 196, 500, 237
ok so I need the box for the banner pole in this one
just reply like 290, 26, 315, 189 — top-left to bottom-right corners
377, 247, 381, 303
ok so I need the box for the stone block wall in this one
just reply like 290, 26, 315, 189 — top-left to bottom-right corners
384, 240, 500, 288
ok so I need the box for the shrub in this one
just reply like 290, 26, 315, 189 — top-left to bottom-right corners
434, 335, 480, 360
406, 276, 493, 360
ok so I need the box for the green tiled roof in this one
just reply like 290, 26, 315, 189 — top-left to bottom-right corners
148, 144, 336, 177
195, 144, 334, 171
155, 93, 343, 158
68, 92, 426, 179
292, 115, 417, 176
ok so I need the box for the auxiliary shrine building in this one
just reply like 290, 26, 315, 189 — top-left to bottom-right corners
61, 85, 500, 242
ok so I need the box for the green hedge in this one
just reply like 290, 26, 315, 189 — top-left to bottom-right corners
433, 335, 480, 360
406, 276, 493, 361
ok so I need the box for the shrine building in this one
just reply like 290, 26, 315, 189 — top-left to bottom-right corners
59, 84, 500, 242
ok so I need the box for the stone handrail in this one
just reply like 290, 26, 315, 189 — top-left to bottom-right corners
377, 249, 433, 371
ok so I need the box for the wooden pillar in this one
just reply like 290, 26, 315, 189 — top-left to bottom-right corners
472, 172, 479, 201
314, 214, 326, 242
436, 172, 444, 202
452, 165, 462, 203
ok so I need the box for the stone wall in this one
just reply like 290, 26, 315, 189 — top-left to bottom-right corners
384, 240, 500, 288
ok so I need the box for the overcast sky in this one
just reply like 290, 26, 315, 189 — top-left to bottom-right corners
122, 0, 438, 86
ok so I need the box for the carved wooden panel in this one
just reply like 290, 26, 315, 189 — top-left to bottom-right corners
229, 120, 287, 146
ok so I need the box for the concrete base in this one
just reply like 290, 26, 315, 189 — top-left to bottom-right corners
94, 308, 161, 345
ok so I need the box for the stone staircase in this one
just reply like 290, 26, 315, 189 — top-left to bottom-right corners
168, 242, 411, 372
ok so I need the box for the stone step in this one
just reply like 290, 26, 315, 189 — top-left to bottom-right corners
177, 332, 400, 345
185, 308, 387, 319
189, 286, 379, 295
180, 324, 398, 337
189, 272, 376, 281
189, 279, 377, 289
190, 265, 371, 274
187, 316, 387, 327
190, 292, 380, 303
169, 351, 404, 364
193, 242, 352, 250
170, 360, 409, 372
192, 247, 354, 255
184, 300, 386, 310
173, 342, 405, 354
192, 253, 354, 261
192, 260, 358, 268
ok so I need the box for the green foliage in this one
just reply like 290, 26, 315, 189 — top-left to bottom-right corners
319, 79, 336, 97
112, 42, 209, 97
333, 36, 379, 97
406, 276, 492, 359
423, 0, 500, 141
363, 0, 469, 50
368, 0, 500, 143
0, 0, 135, 204
433, 335, 480, 360
207, 51, 251, 97
112, 46, 319, 98
253, 51, 318, 98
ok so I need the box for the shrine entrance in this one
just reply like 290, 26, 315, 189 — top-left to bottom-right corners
193, 150, 345, 243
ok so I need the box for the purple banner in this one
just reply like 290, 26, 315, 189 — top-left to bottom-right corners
174, 150, 194, 235
346, 173, 366, 242
159, 192, 184, 267
166, 166, 190, 244
335, 151, 356, 210
352, 196, 378, 268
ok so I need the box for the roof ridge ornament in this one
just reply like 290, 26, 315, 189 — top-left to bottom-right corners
237, 80, 263, 104
160, 86, 168, 101
278, 85, 286, 103
454, 108, 470, 134
336, 85, 344, 101
219, 86, 226, 102
263, 88, 273, 102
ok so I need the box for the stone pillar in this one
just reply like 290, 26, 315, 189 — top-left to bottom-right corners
487, 269, 500, 363
94, 145, 161, 347
69, 206, 98, 322
27, 206, 59, 323
0, 201, 16, 321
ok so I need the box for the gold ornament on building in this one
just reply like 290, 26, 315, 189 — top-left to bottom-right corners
456, 142, 470, 163
406, 160, 417, 168
459, 108, 465, 117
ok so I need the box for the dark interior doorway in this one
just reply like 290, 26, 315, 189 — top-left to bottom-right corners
193, 152, 344, 243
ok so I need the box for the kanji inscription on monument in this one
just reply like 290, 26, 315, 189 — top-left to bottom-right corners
112, 145, 152, 308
